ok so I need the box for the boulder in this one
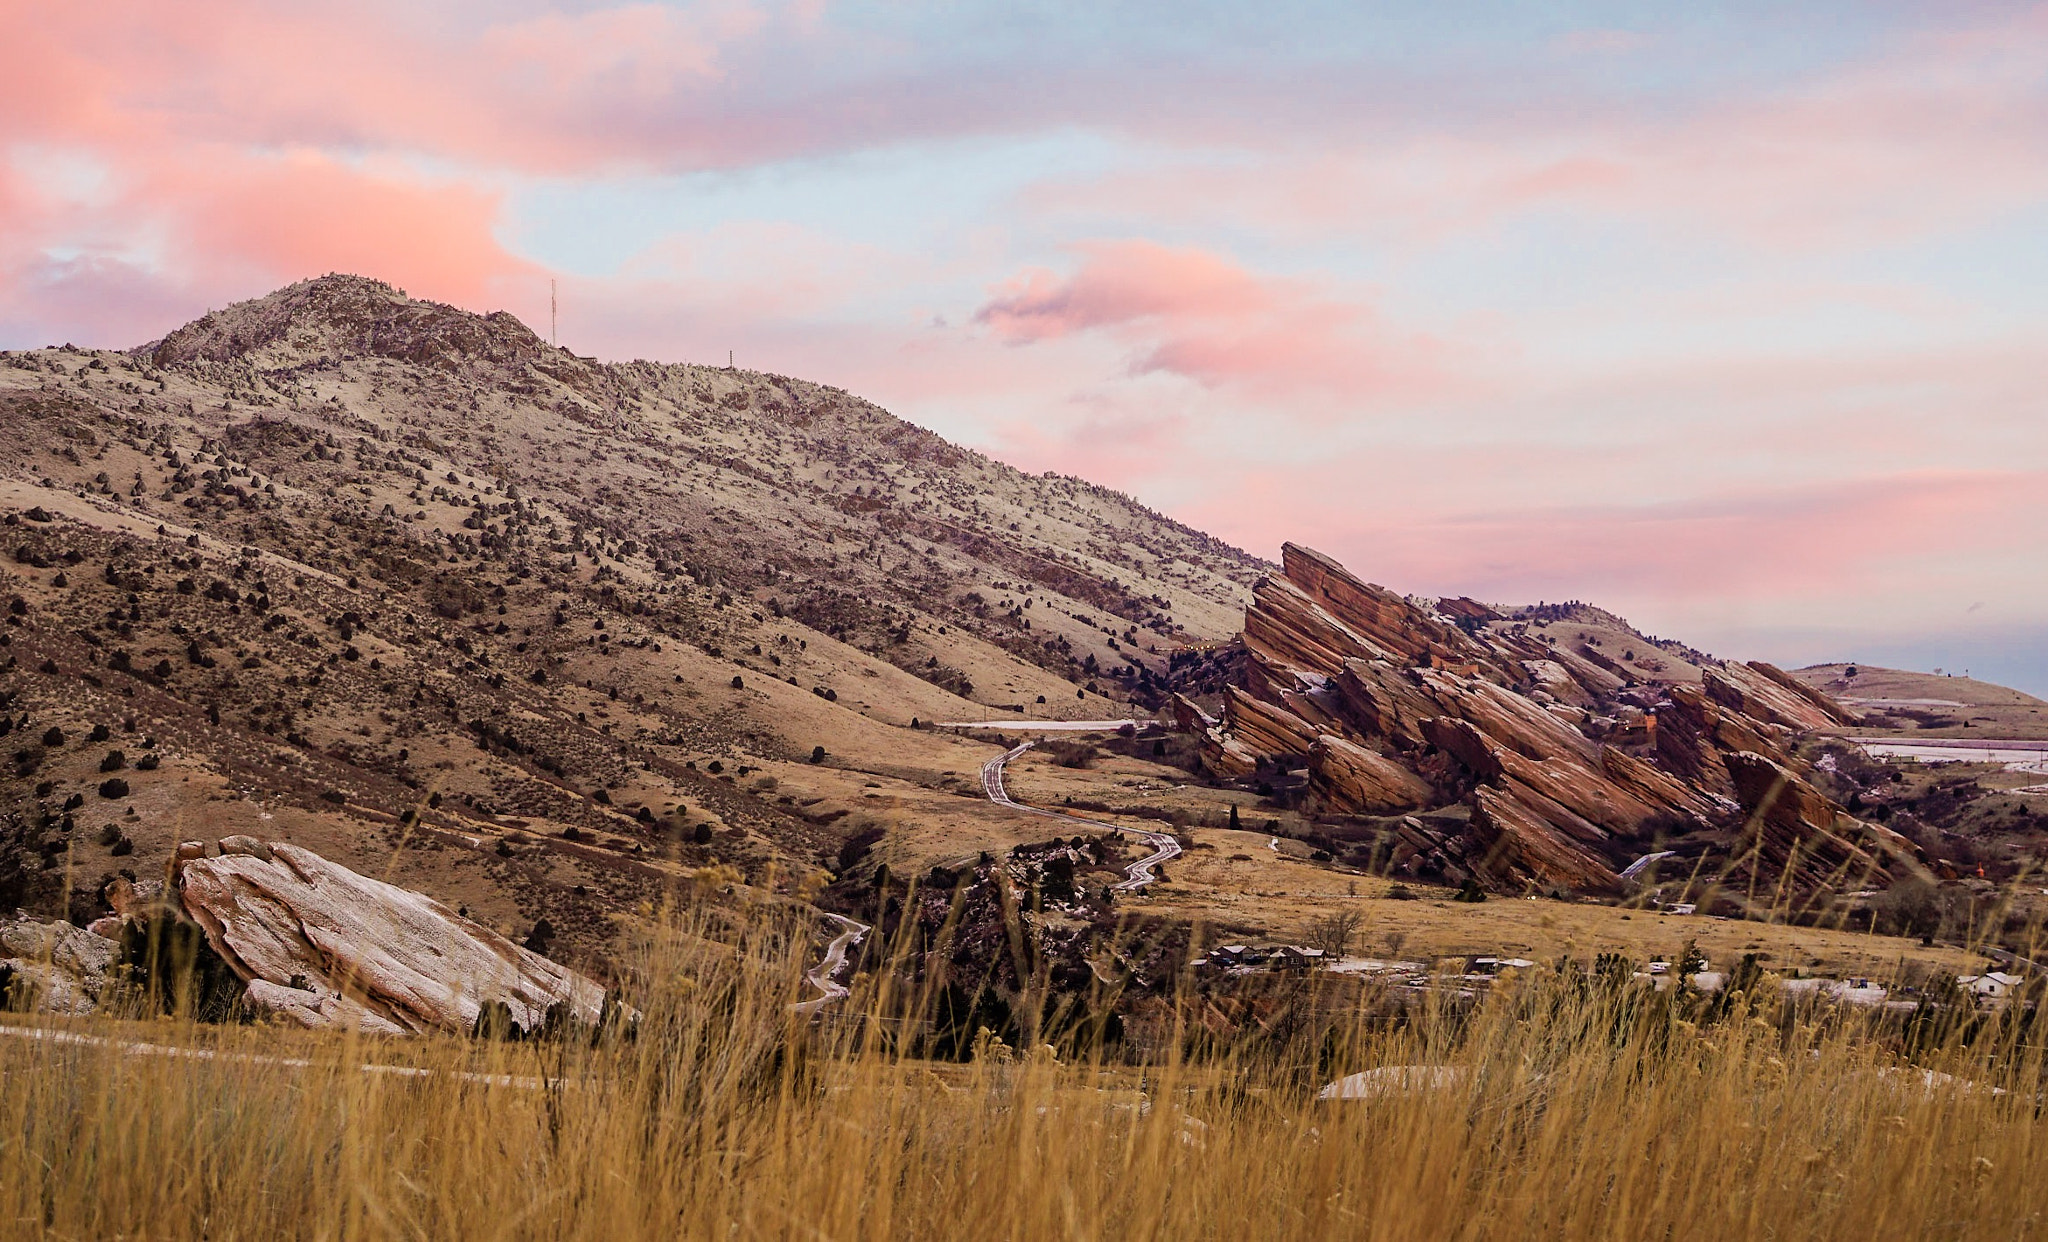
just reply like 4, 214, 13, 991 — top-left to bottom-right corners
176, 841, 610, 1036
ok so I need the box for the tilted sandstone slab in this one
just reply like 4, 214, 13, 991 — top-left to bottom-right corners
1279, 543, 1486, 668
1599, 747, 1722, 824
1743, 661, 1863, 727
1242, 575, 1399, 675
176, 839, 609, 1035
1204, 544, 1877, 896
1330, 659, 1442, 748
1220, 686, 1320, 760
1307, 734, 1434, 815
1723, 753, 1923, 892
1707, 662, 1856, 733
1413, 669, 1600, 766
1467, 786, 1622, 892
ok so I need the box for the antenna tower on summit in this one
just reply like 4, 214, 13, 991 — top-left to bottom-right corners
550, 279, 558, 346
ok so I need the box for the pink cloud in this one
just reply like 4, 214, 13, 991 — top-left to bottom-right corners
1182, 468, 2048, 611
976, 241, 1269, 342
974, 239, 1452, 403
177, 152, 535, 308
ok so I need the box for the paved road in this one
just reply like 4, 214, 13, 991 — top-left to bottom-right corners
979, 742, 1181, 893
1849, 737, 2048, 776
793, 913, 869, 1014
942, 718, 1146, 732
1618, 850, 1677, 882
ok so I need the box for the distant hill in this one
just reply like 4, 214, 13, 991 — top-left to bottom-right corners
1793, 664, 2048, 740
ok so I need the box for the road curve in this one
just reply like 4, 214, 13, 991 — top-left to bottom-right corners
793, 912, 869, 1014
979, 742, 1181, 893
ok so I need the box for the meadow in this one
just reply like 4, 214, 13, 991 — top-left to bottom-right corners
5, 901, 2047, 1241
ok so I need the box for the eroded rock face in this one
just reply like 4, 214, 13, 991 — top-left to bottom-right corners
1308, 735, 1433, 815
176, 839, 609, 1036
1706, 662, 1859, 732
0, 914, 117, 1015
1724, 753, 1921, 890
1199, 542, 1874, 896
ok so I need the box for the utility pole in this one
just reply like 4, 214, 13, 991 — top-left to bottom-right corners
550, 279, 558, 347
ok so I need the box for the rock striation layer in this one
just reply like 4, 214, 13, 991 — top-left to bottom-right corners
1195, 544, 1918, 898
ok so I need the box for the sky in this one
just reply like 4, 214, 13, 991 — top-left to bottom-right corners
4, 1, 2046, 693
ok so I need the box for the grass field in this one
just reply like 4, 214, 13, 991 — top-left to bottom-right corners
7, 901, 2048, 1240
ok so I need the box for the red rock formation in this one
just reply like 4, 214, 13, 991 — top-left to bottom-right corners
1468, 787, 1622, 891
1744, 661, 1863, 727
1199, 542, 1880, 897
1308, 735, 1434, 815
1707, 661, 1858, 732
1279, 543, 1482, 666
1723, 753, 1922, 891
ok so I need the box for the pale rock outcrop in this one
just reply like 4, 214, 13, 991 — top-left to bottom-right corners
176, 839, 609, 1035
0, 913, 119, 1015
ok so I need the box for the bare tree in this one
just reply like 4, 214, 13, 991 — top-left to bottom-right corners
1308, 908, 1362, 959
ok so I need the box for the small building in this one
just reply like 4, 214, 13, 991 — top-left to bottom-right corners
1959, 971, 2023, 1003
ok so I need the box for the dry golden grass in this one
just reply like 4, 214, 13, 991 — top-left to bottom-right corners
6, 903, 2048, 1240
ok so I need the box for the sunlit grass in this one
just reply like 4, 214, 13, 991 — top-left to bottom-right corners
6, 897, 2048, 1241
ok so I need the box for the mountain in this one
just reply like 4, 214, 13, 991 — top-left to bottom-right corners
0, 276, 1263, 960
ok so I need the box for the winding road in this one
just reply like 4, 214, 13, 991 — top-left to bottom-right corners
795, 733, 1175, 1013
980, 742, 1182, 893
793, 913, 869, 1014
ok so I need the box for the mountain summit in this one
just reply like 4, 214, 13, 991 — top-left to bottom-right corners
139, 275, 557, 371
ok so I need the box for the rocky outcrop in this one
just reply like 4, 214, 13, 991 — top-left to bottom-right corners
1202, 542, 1878, 896
1707, 661, 1859, 732
1308, 735, 1433, 815
175, 838, 611, 1036
1724, 753, 1922, 891
1, 913, 117, 1015
1279, 544, 1486, 668
1468, 787, 1622, 892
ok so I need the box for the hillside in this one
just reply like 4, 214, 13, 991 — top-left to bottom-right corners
0, 276, 1264, 962
1793, 663, 2048, 740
